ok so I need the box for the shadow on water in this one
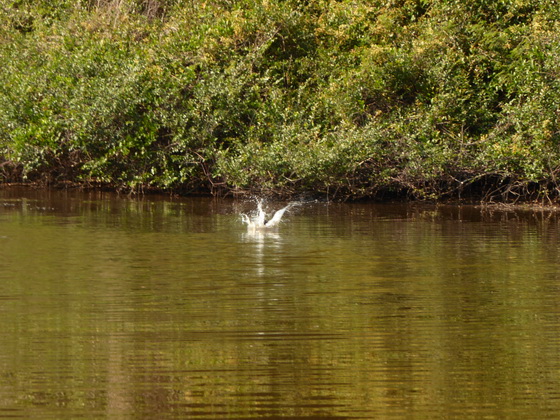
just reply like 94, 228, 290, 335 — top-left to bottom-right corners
1, 187, 560, 418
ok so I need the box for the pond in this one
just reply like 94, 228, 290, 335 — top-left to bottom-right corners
1, 188, 560, 419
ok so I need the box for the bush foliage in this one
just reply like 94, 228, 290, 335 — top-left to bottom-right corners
1, 0, 559, 201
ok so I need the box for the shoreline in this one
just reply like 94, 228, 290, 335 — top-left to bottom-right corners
3, 181, 560, 211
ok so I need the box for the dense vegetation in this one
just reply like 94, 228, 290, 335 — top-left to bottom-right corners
1, 0, 559, 201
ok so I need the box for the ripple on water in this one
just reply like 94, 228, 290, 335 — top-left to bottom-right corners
1, 192, 560, 418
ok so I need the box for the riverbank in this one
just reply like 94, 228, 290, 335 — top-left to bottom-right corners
1, 1, 559, 202
4, 182, 560, 213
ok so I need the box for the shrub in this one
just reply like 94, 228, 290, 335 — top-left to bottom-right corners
1, 0, 559, 201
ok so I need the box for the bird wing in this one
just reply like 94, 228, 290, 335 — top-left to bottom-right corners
265, 204, 292, 227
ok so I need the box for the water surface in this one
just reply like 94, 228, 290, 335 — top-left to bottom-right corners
1, 188, 560, 418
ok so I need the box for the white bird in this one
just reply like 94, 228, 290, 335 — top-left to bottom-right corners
242, 200, 295, 230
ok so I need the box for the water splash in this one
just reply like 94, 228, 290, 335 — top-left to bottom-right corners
241, 199, 295, 230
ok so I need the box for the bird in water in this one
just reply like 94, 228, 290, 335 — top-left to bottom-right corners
242, 199, 295, 230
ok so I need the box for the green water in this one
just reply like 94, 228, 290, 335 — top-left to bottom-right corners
1, 188, 559, 419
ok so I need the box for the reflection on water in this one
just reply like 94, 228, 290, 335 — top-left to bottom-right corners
1, 188, 560, 418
